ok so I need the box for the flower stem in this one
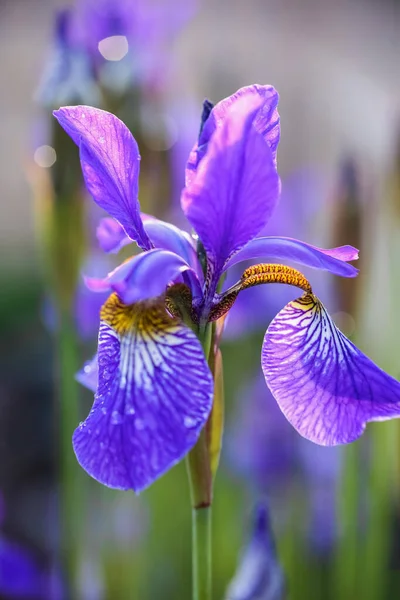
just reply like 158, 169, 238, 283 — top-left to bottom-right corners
191, 505, 212, 600
186, 324, 214, 600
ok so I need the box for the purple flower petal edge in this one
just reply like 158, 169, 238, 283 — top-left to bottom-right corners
262, 294, 400, 445
225, 236, 359, 278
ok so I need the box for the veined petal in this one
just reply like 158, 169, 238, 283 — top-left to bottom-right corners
225, 236, 359, 278
73, 296, 214, 491
85, 249, 202, 303
53, 106, 152, 250
182, 95, 280, 282
76, 355, 98, 393
187, 85, 280, 185
262, 294, 400, 445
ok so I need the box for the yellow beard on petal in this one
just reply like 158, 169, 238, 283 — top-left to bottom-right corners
100, 293, 181, 337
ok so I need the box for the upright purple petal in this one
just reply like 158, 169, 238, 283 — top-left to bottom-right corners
187, 85, 280, 184
262, 294, 400, 445
73, 297, 213, 491
85, 248, 202, 303
182, 95, 280, 283
53, 106, 152, 250
225, 237, 359, 278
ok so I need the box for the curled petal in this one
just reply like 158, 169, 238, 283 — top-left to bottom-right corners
144, 219, 202, 278
262, 294, 400, 445
73, 297, 214, 491
187, 84, 280, 184
96, 218, 132, 254
182, 94, 280, 281
225, 236, 359, 278
76, 354, 98, 393
96, 216, 202, 279
53, 106, 152, 250
85, 249, 202, 303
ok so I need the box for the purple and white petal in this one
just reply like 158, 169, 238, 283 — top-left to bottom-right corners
187, 84, 280, 184
225, 237, 359, 278
73, 298, 213, 491
182, 94, 280, 283
53, 106, 152, 250
85, 249, 202, 303
76, 355, 98, 393
262, 294, 400, 445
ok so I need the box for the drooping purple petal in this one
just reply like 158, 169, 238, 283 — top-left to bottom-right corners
53, 106, 152, 250
182, 95, 280, 283
225, 237, 359, 278
187, 85, 280, 185
85, 248, 202, 303
224, 504, 285, 600
73, 298, 213, 491
262, 294, 400, 445
76, 354, 98, 392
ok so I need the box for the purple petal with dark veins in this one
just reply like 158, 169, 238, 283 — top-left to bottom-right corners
182, 94, 280, 282
76, 354, 98, 393
85, 249, 202, 303
73, 299, 213, 491
262, 294, 400, 445
187, 85, 280, 185
225, 236, 359, 278
53, 106, 152, 250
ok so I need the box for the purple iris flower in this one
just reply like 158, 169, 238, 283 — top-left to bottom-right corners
224, 504, 285, 600
53, 84, 400, 493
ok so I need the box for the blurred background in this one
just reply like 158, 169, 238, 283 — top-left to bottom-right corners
1, 0, 400, 597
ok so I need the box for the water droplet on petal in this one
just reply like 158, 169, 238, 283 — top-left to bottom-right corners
111, 410, 123, 425
183, 416, 197, 428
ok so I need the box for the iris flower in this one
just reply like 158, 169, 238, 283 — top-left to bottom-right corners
54, 84, 400, 492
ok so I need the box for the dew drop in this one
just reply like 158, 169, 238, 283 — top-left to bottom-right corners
125, 406, 135, 416
111, 410, 123, 425
135, 419, 144, 430
183, 416, 197, 428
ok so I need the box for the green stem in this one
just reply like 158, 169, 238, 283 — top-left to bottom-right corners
186, 324, 214, 600
58, 310, 82, 593
191, 506, 212, 600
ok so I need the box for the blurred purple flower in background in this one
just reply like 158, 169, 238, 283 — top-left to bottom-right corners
52, 83, 400, 495
224, 504, 285, 600
0, 494, 62, 599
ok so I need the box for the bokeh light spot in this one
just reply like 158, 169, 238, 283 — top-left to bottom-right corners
98, 36, 129, 61
34, 145, 57, 168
